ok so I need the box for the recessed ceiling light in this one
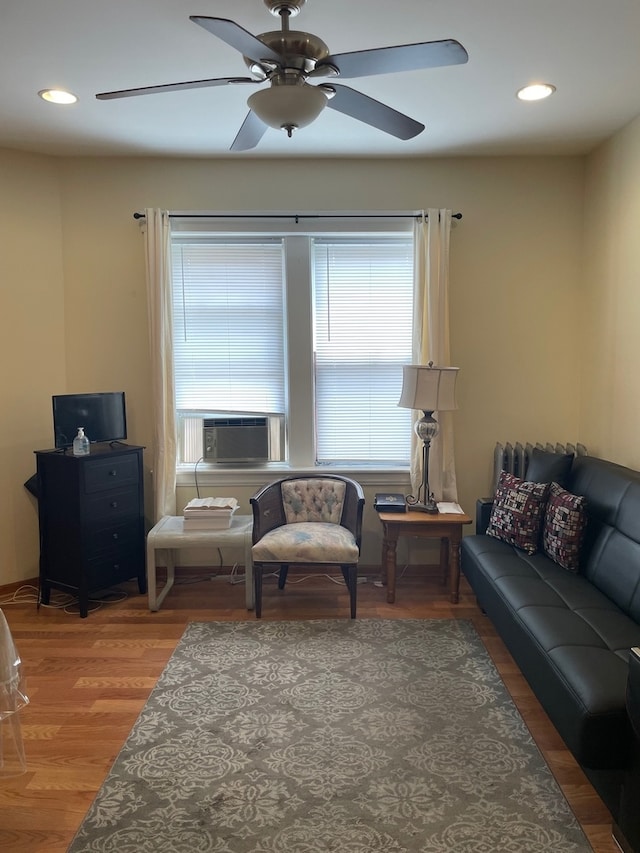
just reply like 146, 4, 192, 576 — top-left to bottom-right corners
38, 89, 78, 105
516, 83, 556, 102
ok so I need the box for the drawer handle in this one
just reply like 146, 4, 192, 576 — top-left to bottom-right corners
109, 469, 118, 477
112, 532, 119, 540
113, 564, 120, 570
110, 501, 118, 509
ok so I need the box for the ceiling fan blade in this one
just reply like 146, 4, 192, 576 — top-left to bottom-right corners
326, 84, 424, 140
231, 111, 268, 152
96, 77, 255, 100
190, 16, 283, 65
316, 39, 468, 79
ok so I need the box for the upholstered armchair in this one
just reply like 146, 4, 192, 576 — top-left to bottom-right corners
250, 474, 365, 618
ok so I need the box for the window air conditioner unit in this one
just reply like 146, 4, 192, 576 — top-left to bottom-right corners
203, 417, 269, 463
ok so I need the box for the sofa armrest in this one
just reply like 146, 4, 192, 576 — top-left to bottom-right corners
476, 498, 494, 535
628, 647, 640, 738
614, 648, 640, 853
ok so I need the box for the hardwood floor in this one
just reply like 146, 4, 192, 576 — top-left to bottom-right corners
0, 567, 619, 853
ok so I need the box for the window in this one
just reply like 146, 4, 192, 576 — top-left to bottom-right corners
172, 238, 285, 414
313, 238, 413, 463
171, 220, 414, 468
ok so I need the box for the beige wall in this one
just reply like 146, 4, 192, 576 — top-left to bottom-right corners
0, 150, 66, 585
580, 114, 640, 470
2, 150, 588, 583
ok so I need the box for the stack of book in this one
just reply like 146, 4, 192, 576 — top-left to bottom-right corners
183, 497, 239, 529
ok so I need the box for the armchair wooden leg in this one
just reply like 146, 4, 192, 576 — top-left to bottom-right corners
278, 565, 289, 590
341, 564, 358, 619
254, 565, 263, 618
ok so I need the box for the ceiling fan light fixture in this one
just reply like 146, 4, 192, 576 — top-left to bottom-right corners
248, 83, 327, 134
516, 83, 556, 102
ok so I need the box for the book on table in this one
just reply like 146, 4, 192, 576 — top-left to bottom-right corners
183, 497, 239, 529
183, 497, 239, 513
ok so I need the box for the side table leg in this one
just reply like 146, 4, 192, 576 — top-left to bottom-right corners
385, 534, 398, 604
439, 538, 449, 586
150, 549, 176, 611
381, 537, 389, 586
449, 535, 462, 604
147, 540, 158, 611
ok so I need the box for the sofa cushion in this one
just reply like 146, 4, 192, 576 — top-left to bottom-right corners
487, 471, 550, 555
525, 447, 574, 487
569, 455, 640, 621
542, 482, 588, 572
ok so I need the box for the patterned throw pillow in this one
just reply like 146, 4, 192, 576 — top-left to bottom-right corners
542, 482, 587, 572
487, 471, 550, 554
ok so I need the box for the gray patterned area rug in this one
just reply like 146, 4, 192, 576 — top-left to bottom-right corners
67, 619, 592, 852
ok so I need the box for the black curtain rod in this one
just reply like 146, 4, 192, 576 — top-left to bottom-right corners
133, 211, 462, 221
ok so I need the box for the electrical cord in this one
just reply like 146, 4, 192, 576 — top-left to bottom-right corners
0, 584, 62, 606
0, 583, 130, 615
62, 588, 129, 615
193, 456, 204, 498
190, 458, 225, 568
176, 573, 218, 585
228, 563, 245, 584
270, 573, 368, 586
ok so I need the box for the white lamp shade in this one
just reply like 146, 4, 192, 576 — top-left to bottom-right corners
398, 364, 459, 412
248, 83, 327, 130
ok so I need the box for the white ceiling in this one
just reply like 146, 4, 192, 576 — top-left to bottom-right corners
3, 0, 640, 159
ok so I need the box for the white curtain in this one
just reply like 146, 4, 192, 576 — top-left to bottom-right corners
142, 209, 176, 520
411, 209, 458, 501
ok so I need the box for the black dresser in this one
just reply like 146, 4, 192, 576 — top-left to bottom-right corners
35, 443, 147, 617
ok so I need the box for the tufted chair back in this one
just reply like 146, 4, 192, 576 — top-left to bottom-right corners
281, 478, 346, 524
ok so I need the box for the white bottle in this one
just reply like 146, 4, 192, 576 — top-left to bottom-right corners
72, 427, 90, 456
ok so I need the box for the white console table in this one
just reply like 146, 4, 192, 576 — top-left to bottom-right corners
146, 514, 254, 611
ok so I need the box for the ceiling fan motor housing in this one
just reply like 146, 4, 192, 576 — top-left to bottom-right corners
264, 0, 306, 17
245, 30, 330, 76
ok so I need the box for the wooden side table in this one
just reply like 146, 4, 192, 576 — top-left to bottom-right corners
378, 509, 472, 604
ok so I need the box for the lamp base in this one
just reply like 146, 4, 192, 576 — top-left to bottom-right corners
405, 497, 438, 514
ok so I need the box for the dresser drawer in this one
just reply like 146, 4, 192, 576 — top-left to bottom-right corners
83, 453, 140, 493
85, 520, 141, 560
86, 551, 144, 592
84, 486, 140, 523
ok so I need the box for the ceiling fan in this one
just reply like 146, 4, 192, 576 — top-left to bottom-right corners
96, 0, 468, 152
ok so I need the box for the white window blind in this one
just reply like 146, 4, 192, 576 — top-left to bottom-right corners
171, 238, 285, 415
313, 237, 413, 463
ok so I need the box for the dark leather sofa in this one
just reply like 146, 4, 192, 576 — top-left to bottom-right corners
461, 453, 640, 852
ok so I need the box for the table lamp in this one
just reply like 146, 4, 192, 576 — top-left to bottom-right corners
398, 362, 459, 512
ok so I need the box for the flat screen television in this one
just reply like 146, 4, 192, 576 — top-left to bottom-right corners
52, 392, 127, 449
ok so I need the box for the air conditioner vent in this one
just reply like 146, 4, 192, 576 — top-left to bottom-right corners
203, 417, 267, 428
203, 418, 269, 462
